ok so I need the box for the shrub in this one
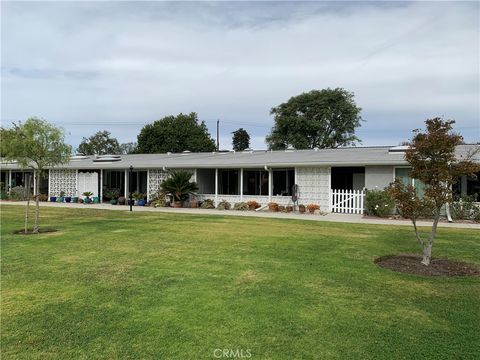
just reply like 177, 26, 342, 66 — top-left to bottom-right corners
233, 202, 249, 211
306, 204, 320, 213
10, 186, 30, 200
365, 189, 395, 217
37, 194, 48, 202
246, 200, 260, 210
450, 195, 480, 222
217, 199, 231, 210
268, 202, 279, 212
201, 199, 215, 209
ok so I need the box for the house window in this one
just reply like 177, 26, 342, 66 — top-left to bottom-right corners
219, 169, 239, 195
272, 169, 295, 196
394, 168, 425, 197
243, 170, 268, 196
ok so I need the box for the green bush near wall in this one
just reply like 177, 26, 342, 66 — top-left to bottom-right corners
365, 189, 395, 217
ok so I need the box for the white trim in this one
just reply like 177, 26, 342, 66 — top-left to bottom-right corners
147, 169, 150, 202
100, 169, 103, 202
124, 169, 128, 197
328, 167, 332, 212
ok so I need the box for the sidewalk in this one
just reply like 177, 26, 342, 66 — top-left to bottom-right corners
1, 201, 479, 229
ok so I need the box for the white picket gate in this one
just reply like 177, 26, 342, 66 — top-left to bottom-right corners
330, 189, 365, 214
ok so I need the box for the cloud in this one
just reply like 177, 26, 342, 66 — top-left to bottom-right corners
1, 1, 479, 149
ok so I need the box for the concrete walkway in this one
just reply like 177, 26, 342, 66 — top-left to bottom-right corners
1, 201, 479, 229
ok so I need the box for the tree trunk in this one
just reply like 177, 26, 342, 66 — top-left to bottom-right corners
421, 209, 441, 266
24, 174, 31, 233
33, 171, 40, 234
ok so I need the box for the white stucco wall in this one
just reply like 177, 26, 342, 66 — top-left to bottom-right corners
365, 166, 394, 190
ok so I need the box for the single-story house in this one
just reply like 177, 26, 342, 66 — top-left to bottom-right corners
1, 145, 479, 213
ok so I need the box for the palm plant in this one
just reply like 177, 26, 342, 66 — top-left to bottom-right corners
160, 170, 198, 203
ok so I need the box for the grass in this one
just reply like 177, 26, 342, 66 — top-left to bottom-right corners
1, 205, 479, 359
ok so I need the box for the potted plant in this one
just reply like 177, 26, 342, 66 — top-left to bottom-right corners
217, 199, 231, 210
106, 189, 120, 205
65, 195, 71, 203
160, 170, 199, 208
83, 191, 93, 204
298, 204, 306, 214
278, 205, 285, 212
71, 196, 78, 203
50, 196, 57, 202
247, 200, 260, 211
118, 196, 126, 205
268, 202, 279, 212
200, 199, 215, 209
57, 191, 65, 202
132, 192, 144, 206
306, 204, 320, 214
190, 196, 198, 208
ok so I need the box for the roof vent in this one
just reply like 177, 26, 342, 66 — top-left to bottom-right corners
93, 155, 121, 162
71, 155, 89, 160
388, 146, 409, 154
242, 148, 253, 153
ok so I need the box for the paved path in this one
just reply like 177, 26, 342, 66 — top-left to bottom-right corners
1, 201, 479, 229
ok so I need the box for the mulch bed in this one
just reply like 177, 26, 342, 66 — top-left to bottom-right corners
375, 254, 480, 277
13, 228, 58, 235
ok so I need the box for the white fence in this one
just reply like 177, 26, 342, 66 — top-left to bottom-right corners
330, 189, 365, 214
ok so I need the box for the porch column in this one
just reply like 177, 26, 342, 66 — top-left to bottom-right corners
146, 169, 150, 202
215, 168, 218, 205
8, 170, 12, 194
268, 168, 272, 202
100, 169, 103, 202
193, 169, 197, 182
48, 169, 51, 197
124, 169, 128, 197
240, 168, 243, 201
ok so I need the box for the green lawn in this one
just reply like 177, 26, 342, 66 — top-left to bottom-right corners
1, 205, 479, 359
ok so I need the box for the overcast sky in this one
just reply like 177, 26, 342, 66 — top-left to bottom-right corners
2, 1, 479, 150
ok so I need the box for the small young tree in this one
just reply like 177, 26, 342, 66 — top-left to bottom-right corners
387, 118, 479, 265
232, 128, 250, 151
1, 118, 72, 233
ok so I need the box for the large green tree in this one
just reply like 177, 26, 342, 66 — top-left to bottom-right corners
387, 118, 479, 265
1, 118, 72, 233
266, 88, 362, 150
136, 113, 216, 153
77, 130, 121, 155
232, 128, 250, 151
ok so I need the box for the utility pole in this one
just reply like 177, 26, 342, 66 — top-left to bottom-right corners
216, 119, 219, 151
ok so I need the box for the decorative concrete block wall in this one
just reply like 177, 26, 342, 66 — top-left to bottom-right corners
295, 167, 330, 211
147, 169, 168, 199
49, 169, 77, 197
